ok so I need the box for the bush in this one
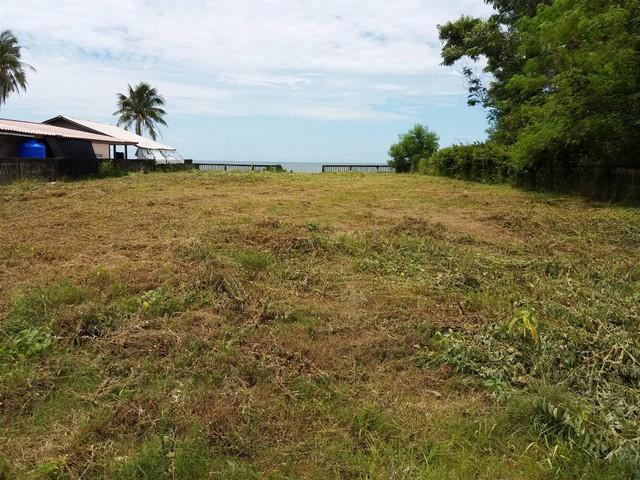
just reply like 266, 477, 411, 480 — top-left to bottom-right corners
388, 124, 440, 173
428, 143, 513, 183
98, 161, 128, 178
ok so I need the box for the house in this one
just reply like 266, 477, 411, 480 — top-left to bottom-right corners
0, 118, 135, 158
43, 116, 184, 164
0, 117, 137, 178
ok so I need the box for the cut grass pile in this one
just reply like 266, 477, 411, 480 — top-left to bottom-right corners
0, 171, 638, 479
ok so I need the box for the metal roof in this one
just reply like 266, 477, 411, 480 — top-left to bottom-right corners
44, 115, 175, 151
0, 118, 136, 144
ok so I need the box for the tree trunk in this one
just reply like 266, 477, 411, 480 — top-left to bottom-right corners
135, 116, 142, 136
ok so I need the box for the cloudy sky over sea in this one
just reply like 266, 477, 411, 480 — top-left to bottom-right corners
2, 0, 493, 162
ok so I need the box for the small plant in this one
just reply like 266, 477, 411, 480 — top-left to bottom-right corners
139, 287, 183, 317
509, 307, 539, 344
9, 327, 53, 358
236, 251, 273, 278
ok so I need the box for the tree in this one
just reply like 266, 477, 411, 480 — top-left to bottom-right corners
508, 0, 640, 179
438, 0, 640, 194
388, 124, 439, 173
114, 82, 167, 140
438, 1, 553, 143
0, 30, 34, 111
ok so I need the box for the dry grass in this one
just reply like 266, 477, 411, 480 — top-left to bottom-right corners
0, 171, 638, 479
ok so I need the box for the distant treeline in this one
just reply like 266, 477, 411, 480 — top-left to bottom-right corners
390, 0, 640, 202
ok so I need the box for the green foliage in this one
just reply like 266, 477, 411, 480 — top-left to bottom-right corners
98, 161, 128, 178
30, 460, 68, 479
139, 286, 199, 317
438, 0, 640, 199
388, 124, 439, 173
0, 30, 34, 109
0, 456, 16, 480
112, 436, 195, 480
236, 251, 273, 277
429, 142, 513, 183
114, 82, 167, 140
111, 435, 261, 480
509, 0, 640, 195
3, 280, 83, 334
424, 304, 640, 466
6, 327, 53, 359
0, 281, 85, 367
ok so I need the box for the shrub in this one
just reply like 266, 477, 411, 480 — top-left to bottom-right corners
429, 142, 514, 183
388, 124, 440, 173
98, 161, 128, 178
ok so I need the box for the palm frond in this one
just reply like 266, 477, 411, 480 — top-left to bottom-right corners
0, 30, 34, 108
113, 81, 168, 139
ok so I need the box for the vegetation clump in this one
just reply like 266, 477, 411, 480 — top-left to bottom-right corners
427, 142, 513, 183
388, 124, 439, 173
399, 0, 640, 201
426, 308, 640, 465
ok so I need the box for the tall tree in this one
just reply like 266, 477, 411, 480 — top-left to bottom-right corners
508, 0, 640, 177
388, 124, 440, 173
438, 0, 553, 142
114, 82, 167, 140
438, 0, 640, 191
0, 30, 34, 111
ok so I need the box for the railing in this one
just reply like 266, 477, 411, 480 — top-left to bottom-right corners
193, 163, 283, 172
104, 160, 284, 173
322, 164, 394, 173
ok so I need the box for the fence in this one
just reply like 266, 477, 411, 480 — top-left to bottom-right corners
193, 163, 283, 172
322, 164, 394, 173
0, 158, 58, 184
519, 165, 640, 203
111, 161, 284, 173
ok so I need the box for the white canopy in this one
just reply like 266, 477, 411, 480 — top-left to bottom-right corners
136, 148, 184, 164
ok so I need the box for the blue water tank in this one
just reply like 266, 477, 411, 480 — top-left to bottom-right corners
18, 139, 46, 158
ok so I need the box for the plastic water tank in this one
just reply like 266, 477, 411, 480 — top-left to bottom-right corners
18, 139, 46, 158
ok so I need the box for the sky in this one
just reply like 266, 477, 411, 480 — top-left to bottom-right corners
2, 0, 493, 163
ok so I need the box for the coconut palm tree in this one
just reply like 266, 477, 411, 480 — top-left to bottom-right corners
0, 30, 34, 111
114, 82, 167, 140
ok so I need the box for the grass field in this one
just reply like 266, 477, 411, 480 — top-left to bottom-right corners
1, 171, 639, 479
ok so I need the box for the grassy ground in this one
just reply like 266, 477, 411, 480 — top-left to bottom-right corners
1, 171, 638, 479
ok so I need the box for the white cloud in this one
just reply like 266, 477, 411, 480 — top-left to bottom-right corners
2, 0, 493, 123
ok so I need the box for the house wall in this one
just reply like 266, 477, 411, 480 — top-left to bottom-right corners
93, 142, 110, 159
0, 135, 21, 158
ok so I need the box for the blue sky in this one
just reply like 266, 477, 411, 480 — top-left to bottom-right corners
2, 0, 492, 162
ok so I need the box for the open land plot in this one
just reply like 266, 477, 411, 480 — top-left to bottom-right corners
1, 172, 638, 479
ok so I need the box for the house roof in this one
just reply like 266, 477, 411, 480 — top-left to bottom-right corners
0, 118, 136, 144
44, 115, 175, 151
